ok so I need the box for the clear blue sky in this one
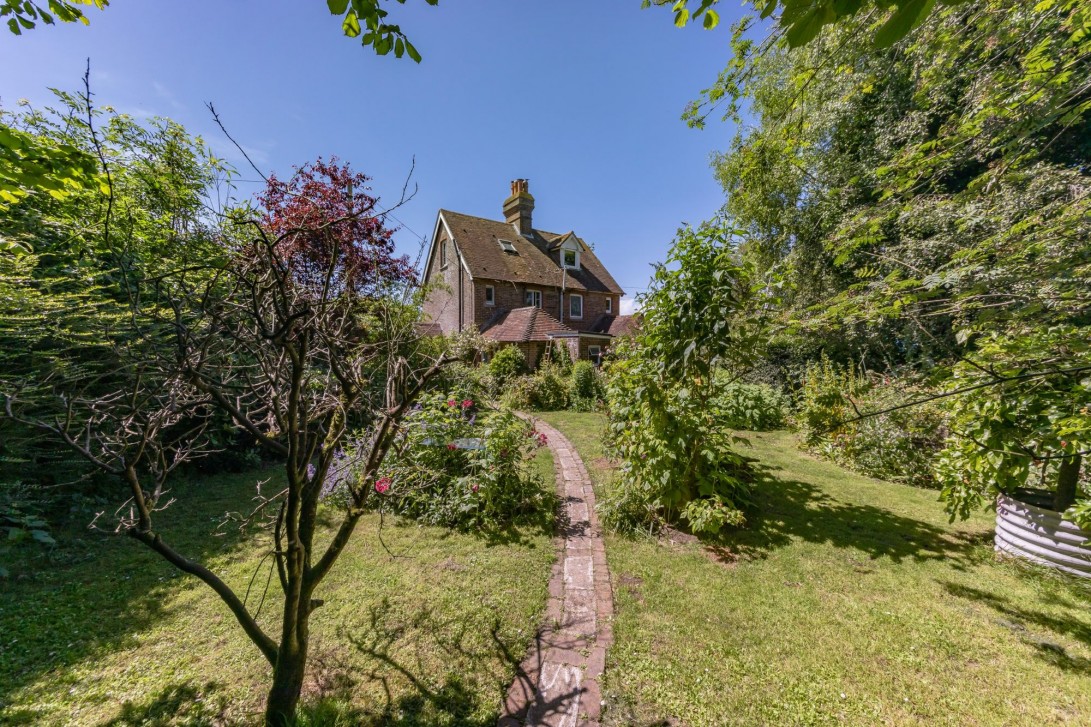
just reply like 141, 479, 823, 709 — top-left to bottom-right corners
0, 0, 753, 312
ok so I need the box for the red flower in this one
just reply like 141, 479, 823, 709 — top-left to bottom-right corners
446, 443, 458, 451
537, 433, 548, 447
374, 477, 392, 494
471, 483, 480, 493
461, 399, 473, 409
447, 399, 458, 408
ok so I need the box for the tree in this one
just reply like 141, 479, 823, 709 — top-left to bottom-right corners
3, 143, 464, 724
699, 0, 1090, 520
652, 0, 965, 48
603, 220, 767, 535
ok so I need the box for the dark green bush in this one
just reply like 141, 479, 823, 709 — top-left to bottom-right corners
714, 382, 789, 431
486, 346, 527, 387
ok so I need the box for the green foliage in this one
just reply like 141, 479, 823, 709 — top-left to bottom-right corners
934, 330, 1091, 520
714, 381, 789, 431
326, 0, 438, 61
376, 394, 555, 529
652, 0, 952, 49
603, 222, 766, 535
799, 357, 948, 487
486, 345, 527, 387
0, 0, 106, 35
700, 0, 1091, 518
503, 363, 571, 412
569, 360, 602, 412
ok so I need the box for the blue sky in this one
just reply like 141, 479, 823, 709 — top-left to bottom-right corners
1, 0, 753, 313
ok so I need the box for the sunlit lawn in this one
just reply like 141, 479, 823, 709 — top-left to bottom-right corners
0, 447, 556, 726
540, 412, 1091, 727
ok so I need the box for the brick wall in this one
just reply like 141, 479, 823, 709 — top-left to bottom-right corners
473, 277, 618, 332
422, 230, 476, 335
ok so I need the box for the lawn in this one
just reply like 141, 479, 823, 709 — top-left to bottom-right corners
540, 412, 1091, 727
0, 446, 556, 726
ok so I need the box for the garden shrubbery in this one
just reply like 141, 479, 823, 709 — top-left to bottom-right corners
496, 344, 605, 413
798, 356, 947, 488
714, 380, 789, 431
364, 393, 555, 530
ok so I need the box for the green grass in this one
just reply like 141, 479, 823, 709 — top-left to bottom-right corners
540, 412, 1091, 727
0, 445, 555, 726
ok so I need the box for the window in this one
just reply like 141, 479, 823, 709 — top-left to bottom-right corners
440, 241, 447, 268
606, 297, 612, 314
588, 345, 602, 366
569, 293, 583, 319
563, 248, 579, 269
525, 289, 542, 308
484, 285, 495, 306
498, 239, 516, 253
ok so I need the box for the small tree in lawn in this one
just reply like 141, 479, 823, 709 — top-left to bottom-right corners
5, 158, 461, 726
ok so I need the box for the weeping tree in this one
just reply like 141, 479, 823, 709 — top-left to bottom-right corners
4, 157, 464, 725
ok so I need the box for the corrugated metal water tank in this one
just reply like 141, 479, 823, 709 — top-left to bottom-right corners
996, 494, 1091, 578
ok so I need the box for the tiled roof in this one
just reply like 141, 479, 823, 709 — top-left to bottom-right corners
439, 210, 624, 295
589, 313, 640, 337
480, 306, 576, 342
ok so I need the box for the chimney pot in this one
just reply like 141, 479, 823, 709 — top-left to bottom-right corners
503, 179, 534, 236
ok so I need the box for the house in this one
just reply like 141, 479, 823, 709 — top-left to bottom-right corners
421, 180, 633, 366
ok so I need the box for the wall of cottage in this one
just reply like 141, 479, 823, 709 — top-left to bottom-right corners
475, 278, 619, 332
422, 229, 475, 335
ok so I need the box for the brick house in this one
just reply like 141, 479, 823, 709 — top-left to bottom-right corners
421, 180, 633, 366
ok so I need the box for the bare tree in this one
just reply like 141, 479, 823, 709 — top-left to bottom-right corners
5, 169, 464, 725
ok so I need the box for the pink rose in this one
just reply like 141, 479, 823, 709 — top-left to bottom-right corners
374, 477, 392, 494
471, 483, 480, 493
461, 399, 473, 409
447, 399, 458, 408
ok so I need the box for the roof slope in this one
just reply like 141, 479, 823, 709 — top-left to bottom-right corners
439, 210, 624, 295
480, 306, 575, 342
589, 313, 641, 337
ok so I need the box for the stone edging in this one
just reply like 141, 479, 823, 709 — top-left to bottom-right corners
499, 417, 614, 727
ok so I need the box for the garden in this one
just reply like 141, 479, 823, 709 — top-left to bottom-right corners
3, 0, 1090, 725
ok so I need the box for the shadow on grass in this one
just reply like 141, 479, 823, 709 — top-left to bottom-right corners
717, 463, 991, 567
103, 681, 229, 726
0, 469, 279, 717
941, 580, 1091, 675
284, 599, 528, 726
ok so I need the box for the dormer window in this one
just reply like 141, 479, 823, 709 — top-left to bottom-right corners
498, 239, 516, 253
563, 249, 580, 270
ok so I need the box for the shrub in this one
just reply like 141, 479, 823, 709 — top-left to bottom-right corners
373, 394, 555, 529
714, 381, 788, 431
486, 346, 527, 387
569, 360, 602, 411
798, 357, 946, 487
502, 364, 570, 411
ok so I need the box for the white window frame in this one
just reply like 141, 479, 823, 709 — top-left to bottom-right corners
484, 285, 495, 306
588, 345, 602, 365
440, 240, 447, 268
563, 248, 580, 270
525, 289, 542, 308
569, 293, 583, 320
605, 297, 612, 314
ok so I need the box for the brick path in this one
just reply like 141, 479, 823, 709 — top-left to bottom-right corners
499, 417, 613, 727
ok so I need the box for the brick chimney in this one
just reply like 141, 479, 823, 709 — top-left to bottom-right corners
503, 179, 534, 236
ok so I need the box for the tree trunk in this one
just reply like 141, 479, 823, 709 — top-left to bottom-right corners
1054, 453, 1082, 513
264, 625, 309, 727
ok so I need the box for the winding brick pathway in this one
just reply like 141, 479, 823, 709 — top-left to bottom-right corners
499, 417, 614, 727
